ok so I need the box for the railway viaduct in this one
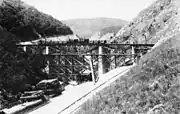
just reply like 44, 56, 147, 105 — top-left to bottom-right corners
17, 38, 154, 83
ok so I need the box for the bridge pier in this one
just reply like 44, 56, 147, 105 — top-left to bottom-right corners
131, 46, 135, 65
103, 48, 111, 73
98, 46, 111, 77
98, 46, 103, 76
45, 46, 49, 74
23, 46, 26, 52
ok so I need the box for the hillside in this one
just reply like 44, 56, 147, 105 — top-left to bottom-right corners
0, 0, 73, 41
113, 0, 179, 44
0, 0, 73, 93
62, 18, 127, 38
76, 0, 180, 114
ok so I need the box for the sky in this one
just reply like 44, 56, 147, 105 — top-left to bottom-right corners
22, 0, 157, 21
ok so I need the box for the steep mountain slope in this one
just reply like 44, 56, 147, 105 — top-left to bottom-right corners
0, 0, 73, 41
63, 18, 127, 38
76, 0, 180, 114
113, 0, 179, 44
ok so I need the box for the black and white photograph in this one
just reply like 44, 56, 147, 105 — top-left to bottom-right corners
0, 0, 180, 114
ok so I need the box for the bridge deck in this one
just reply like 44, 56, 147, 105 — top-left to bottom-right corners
17, 39, 154, 47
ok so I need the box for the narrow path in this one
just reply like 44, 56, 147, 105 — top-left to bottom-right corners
29, 66, 133, 114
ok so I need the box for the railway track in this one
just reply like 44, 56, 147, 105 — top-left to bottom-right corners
58, 66, 132, 114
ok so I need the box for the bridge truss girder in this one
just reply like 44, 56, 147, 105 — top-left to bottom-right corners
17, 41, 154, 83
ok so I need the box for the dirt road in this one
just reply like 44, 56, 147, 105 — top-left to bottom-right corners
29, 66, 133, 114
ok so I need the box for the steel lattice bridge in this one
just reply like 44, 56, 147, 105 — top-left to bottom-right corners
17, 39, 154, 83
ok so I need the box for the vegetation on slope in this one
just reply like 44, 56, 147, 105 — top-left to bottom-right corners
76, 0, 180, 113
63, 17, 127, 38
114, 0, 177, 44
0, 0, 73, 41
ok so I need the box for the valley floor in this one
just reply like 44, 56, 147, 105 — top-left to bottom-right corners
2, 65, 133, 114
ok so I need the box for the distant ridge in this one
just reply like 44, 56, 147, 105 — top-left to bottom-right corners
62, 17, 127, 38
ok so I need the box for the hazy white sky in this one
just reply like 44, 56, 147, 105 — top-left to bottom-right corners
22, 0, 156, 21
